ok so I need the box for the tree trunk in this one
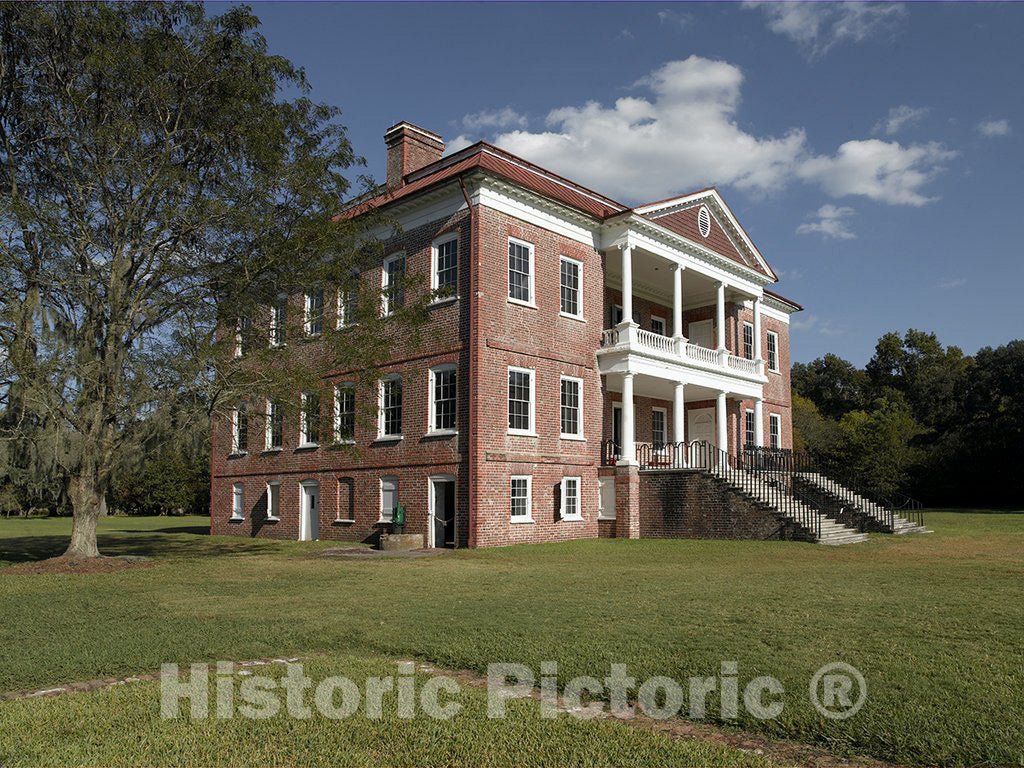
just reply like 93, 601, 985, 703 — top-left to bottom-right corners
64, 475, 103, 559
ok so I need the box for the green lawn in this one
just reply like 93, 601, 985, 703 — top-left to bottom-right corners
1, 511, 1022, 767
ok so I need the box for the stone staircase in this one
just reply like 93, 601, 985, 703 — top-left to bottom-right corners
712, 467, 868, 546
797, 472, 931, 535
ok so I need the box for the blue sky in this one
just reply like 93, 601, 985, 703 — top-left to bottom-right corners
229, 1, 1023, 365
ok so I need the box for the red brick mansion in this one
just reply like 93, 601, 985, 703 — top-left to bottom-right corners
211, 122, 921, 548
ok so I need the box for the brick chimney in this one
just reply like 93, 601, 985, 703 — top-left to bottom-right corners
384, 122, 445, 189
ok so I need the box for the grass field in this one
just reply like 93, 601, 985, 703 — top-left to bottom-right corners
1, 511, 1022, 766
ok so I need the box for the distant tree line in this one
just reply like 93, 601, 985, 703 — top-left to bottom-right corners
792, 330, 1023, 508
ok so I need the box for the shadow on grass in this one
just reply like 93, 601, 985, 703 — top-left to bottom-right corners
0, 532, 280, 565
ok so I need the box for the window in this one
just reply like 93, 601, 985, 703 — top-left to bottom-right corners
380, 477, 399, 523
698, 205, 712, 238
304, 289, 324, 336
560, 477, 582, 520
559, 256, 582, 318
231, 404, 247, 454
766, 331, 779, 372
743, 322, 754, 361
382, 253, 405, 316
379, 376, 403, 438
337, 284, 358, 328
510, 476, 532, 522
560, 376, 583, 439
651, 316, 667, 336
266, 481, 280, 520
429, 365, 457, 432
270, 296, 287, 347
769, 414, 781, 450
265, 399, 283, 450
234, 317, 250, 358
300, 391, 320, 446
507, 367, 535, 434
433, 236, 458, 297
231, 482, 244, 520
745, 409, 755, 448
610, 304, 639, 328
651, 408, 667, 447
508, 238, 534, 305
334, 383, 355, 443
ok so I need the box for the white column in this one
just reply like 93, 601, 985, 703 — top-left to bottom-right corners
753, 295, 764, 376
620, 372, 636, 465
716, 281, 727, 351
716, 391, 728, 459
673, 381, 685, 459
619, 244, 634, 328
754, 397, 764, 448
672, 263, 685, 355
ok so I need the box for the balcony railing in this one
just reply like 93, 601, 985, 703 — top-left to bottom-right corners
600, 326, 763, 378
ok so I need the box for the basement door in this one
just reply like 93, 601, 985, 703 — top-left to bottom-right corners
429, 476, 456, 548
299, 481, 320, 541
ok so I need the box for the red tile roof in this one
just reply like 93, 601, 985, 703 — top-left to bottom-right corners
641, 205, 769, 276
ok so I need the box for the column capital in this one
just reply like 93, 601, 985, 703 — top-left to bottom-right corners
671, 262, 685, 273
616, 242, 631, 252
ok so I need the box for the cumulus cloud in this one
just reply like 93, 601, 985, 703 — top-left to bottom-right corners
977, 119, 1011, 137
460, 107, 528, 132
457, 57, 953, 206
796, 205, 857, 240
874, 105, 929, 135
798, 139, 956, 206
745, 1, 906, 58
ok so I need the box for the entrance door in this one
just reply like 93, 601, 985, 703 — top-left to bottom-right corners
689, 319, 714, 349
429, 477, 456, 548
687, 408, 716, 467
611, 404, 622, 458
299, 481, 320, 541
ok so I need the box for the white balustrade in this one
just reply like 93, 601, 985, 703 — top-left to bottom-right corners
635, 329, 675, 355
685, 343, 719, 365
726, 355, 760, 375
601, 328, 620, 347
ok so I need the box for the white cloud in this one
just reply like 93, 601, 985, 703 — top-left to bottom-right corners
745, 1, 906, 58
460, 107, 528, 133
798, 139, 956, 206
657, 8, 693, 29
796, 205, 857, 240
934, 277, 966, 290
874, 105, 929, 135
792, 313, 846, 336
977, 119, 1011, 138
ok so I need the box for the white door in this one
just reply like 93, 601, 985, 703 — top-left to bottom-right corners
299, 482, 320, 541
598, 477, 616, 520
689, 319, 713, 348
687, 408, 716, 467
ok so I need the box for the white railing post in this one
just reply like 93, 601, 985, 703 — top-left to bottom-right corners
620, 372, 636, 465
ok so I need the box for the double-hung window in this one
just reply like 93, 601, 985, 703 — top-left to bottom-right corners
766, 331, 779, 373
337, 283, 358, 329
231, 404, 248, 454
304, 289, 324, 336
382, 253, 405, 316
559, 376, 583, 439
650, 316, 667, 336
379, 376, 403, 438
265, 399, 283, 450
334, 383, 355, 443
745, 409, 755, 448
433, 236, 458, 298
510, 476, 532, 522
743, 322, 754, 360
270, 297, 287, 346
300, 391, 320, 446
769, 414, 781, 450
651, 408, 667, 448
559, 256, 582, 318
266, 481, 280, 520
507, 367, 535, 435
560, 477, 582, 520
231, 482, 244, 520
508, 238, 534, 305
429, 365, 457, 432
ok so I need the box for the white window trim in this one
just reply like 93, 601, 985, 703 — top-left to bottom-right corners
303, 289, 323, 337
769, 413, 782, 449
377, 374, 403, 441
507, 366, 537, 436
336, 286, 355, 329
650, 315, 667, 336
510, 475, 533, 523
233, 319, 244, 359
264, 399, 282, 451
265, 480, 281, 522
230, 482, 245, 521
558, 255, 584, 320
560, 476, 583, 521
430, 234, 459, 303
333, 383, 355, 444
298, 391, 319, 448
381, 252, 405, 317
427, 364, 458, 436
652, 406, 669, 445
507, 237, 536, 308
230, 406, 246, 455
269, 295, 287, 347
766, 330, 780, 373
745, 408, 756, 448
379, 476, 399, 523
559, 375, 585, 440
743, 322, 754, 361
